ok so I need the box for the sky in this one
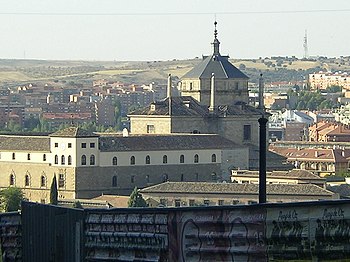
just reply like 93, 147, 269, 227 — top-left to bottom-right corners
1, 0, 350, 61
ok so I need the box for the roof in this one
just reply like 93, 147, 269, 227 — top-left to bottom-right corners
99, 134, 241, 152
327, 184, 350, 198
140, 182, 334, 196
92, 195, 129, 208
50, 127, 99, 138
128, 96, 262, 117
0, 135, 50, 152
182, 55, 248, 79
234, 169, 324, 180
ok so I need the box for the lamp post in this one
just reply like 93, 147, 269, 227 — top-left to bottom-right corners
259, 117, 268, 204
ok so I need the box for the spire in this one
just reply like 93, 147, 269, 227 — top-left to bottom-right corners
212, 21, 220, 56
209, 73, 215, 112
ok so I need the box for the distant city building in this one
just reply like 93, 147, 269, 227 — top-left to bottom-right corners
309, 71, 350, 91
309, 121, 350, 142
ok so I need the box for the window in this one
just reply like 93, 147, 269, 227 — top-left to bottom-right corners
25, 174, 30, 186
81, 143, 86, 148
146, 125, 155, 134
55, 155, 58, 164
9, 174, 15, 186
162, 173, 168, 182
68, 143, 72, 148
112, 175, 117, 187
160, 199, 167, 206
41, 176, 46, 187
12, 153, 15, 160
81, 155, 86, 165
163, 155, 168, 164
68, 155, 72, 165
27, 153, 31, 161
131, 175, 135, 183
211, 172, 217, 182
232, 200, 239, 205
248, 200, 257, 205
145, 155, 151, 165
180, 155, 185, 163
243, 125, 251, 141
112, 156, 117, 166
189, 199, 195, 206
181, 174, 184, 182
54, 143, 58, 148
90, 155, 95, 165
211, 154, 217, 163
61, 155, 65, 165
194, 154, 199, 163
58, 174, 65, 188
189, 82, 193, 90
130, 156, 135, 165
175, 199, 181, 207
90, 143, 95, 148
43, 154, 46, 162
218, 200, 224, 206
203, 200, 210, 206
146, 175, 150, 183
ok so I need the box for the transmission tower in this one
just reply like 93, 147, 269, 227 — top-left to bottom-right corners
303, 30, 309, 59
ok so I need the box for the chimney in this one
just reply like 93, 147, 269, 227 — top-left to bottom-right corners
258, 73, 265, 110
209, 73, 215, 112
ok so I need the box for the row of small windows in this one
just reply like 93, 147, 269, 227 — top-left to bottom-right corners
9, 174, 65, 188
11, 153, 47, 162
111, 172, 217, 187
55, 155, 72, 165
111, 154, 217, 166
54, 142, 95, 149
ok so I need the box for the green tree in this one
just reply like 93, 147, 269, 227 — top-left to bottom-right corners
128, 187, 147, 207
0, 187, 24, 212
50, 175, 58, 205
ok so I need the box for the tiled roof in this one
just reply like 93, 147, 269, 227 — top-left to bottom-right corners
182, 55, 248, 79
99, 134, 241, 152
128, 96, 262, 117
92, 195, 129, 208
0, 135, 50, 152
327, 184, 350, 198
50, 127, 99, 138
236, 169, 324, 180
140, 182, 334, 196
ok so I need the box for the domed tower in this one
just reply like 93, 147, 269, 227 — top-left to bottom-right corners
179, 21, 249, 106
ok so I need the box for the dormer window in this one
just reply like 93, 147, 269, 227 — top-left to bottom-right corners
150, 104, 156, 111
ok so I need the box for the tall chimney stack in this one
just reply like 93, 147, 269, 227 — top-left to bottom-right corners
258, 73, 265, 110
209, 73, 215, 112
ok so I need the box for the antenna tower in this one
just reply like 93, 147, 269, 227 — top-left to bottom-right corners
303, 30, 309, 59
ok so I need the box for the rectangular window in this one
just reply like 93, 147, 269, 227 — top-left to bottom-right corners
203, 200, 210, 206
189, 199, 195, 206
243, 125, 251, 141
81, 143, 86, 148
58, 174, 65, 188
68, 143, 72, 148
146, 125, 155, 134
218, 200, 224, 206
90, 143, 95, 148
174, 199, 181, 207
55, 143, 58, 148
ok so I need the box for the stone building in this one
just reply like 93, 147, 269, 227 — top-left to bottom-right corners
128, 22, 287, 171
141, 181, 338, 207
0, 127, 248, 202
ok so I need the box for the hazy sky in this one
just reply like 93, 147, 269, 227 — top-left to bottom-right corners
1, 0, 350, 61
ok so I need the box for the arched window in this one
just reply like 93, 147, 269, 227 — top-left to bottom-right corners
61, 155, 65, 165
130, 156, 135, 165
112, 175, 117, 187
43, 154, 46, 161
194, 154, 199, 163
131, 175, 135, 183
9, 174, 15, 186
211, 154, 217, 163
81, 155, 86, 165
145, 155, 151, 164
146, 175, 150, 183
180, 155, 185, 163
41, 175, 46, 187
68, 155, 72, 165
163, 155, 168, 164
162, 173, 168, 182
12, 153, 15, 160
27, 153, 31, 160
90, 155, 95, 165
211, 172, 217, 182
181, 174, 184, 182
112, 156, 117, 166
54, 155, 58, 164
25, 174, 30, 186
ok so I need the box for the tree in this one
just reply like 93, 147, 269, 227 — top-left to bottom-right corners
0, 187, 24, 212
50, 175, 58, 205
128, 187, 147, 207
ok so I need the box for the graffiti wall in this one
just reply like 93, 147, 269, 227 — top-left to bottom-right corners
2, 200, 350, 261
